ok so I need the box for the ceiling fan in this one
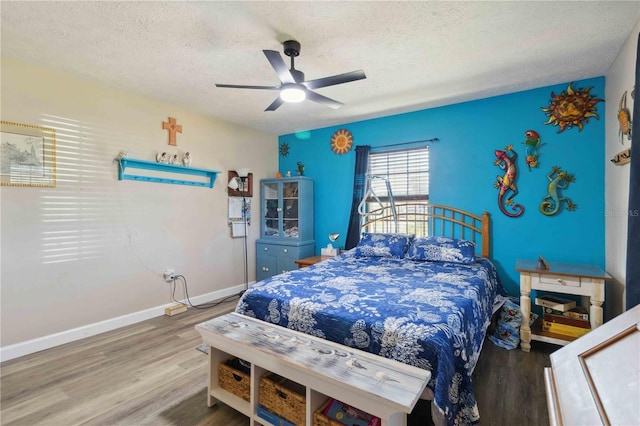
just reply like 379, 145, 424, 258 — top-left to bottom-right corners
215, 40, 366, 111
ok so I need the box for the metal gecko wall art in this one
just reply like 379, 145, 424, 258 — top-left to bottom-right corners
539, 166, 577, 216
494, 144, 524, 218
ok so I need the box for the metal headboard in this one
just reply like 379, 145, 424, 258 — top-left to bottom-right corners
361, 203, 491, 258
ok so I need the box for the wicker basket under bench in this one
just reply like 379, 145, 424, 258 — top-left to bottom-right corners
259, 373, 306, 425
196, 312, 430, 426
218, 357, 251, 402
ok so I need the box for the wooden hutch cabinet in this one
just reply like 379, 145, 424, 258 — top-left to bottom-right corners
256, 177, 314, 281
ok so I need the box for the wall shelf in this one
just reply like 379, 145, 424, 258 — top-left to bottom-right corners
117, 158, 220, 188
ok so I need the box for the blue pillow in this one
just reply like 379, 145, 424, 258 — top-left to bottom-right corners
354, 232, 413, 258
405, 236, 476, 264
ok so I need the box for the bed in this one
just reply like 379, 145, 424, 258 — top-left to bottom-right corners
236, 204, 506, 426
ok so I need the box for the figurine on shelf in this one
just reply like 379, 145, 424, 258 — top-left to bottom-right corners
183, 152, 192, 167
286, 171, 291, 177
156, 152, 168, 163
297, 161, 305, 176
170, 154, 180, 165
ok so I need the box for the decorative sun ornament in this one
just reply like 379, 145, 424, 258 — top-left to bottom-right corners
279, 142, 290, 157
541, 83, 603, 133
330, 129, 354, 155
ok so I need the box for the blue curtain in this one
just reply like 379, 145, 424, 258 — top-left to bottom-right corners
345, 145, 370, 250
626, 34, 640, 310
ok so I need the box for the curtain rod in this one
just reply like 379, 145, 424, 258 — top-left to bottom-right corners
374, 137, 439, 150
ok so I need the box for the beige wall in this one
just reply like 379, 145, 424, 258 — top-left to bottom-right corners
605, 19, 640, 317
0, 57, 277, 350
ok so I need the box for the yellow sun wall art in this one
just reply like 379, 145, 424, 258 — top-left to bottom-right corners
540, 83, 603, 133
330, 129, 353, 155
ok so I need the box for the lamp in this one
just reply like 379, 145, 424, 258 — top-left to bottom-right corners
321, 233, 340, 256
227, 177, 239, 190
280, 84, 306, 103
236, 168, 251, 179
227, 168, 251, 193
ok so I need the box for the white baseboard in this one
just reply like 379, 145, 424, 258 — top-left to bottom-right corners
0, 283, 251, 362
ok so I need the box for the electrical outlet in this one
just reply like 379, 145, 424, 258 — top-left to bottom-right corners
163, 268, 175, 282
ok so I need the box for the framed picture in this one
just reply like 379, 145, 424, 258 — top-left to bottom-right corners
227, 170, 253, 197
1, 121, 56, 187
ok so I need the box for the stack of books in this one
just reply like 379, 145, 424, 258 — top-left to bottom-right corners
535, 296, 591, 338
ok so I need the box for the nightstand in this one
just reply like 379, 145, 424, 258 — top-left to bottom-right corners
294, 255, 333, 268
516, 259, 612, 352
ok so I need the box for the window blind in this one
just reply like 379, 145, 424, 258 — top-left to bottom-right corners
367, 146, 429, 201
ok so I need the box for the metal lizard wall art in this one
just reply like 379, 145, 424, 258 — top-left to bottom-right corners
494, 144, 524, 218
539, 166, 577, 216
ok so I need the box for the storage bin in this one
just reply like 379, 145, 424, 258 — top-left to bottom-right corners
259, 372, 306, 426
313, 398, 345, 426
218, 357, 250, 402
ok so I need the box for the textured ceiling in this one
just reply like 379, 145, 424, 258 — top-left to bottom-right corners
1, 1, 639, 136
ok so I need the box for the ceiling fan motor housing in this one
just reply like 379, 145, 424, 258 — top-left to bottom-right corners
283, 40, 301, 57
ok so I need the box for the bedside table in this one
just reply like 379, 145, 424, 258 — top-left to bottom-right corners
516, 259, 612, 352
294, 255, 333, 268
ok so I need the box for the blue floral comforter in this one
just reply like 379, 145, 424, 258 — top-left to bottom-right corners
236, 251, 505, 425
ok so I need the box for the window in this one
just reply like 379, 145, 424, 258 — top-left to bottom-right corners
364, 146, 429, 234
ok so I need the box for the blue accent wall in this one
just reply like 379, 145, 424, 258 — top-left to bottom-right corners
278, 77, 605, 295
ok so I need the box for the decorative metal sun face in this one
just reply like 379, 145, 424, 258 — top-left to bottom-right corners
279, 142, 289, 157
541, 83, 603, 133
330, 129, 353, 155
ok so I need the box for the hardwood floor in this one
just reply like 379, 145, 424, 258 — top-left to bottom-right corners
1, 300, 556, 426
473, 338, 555, 425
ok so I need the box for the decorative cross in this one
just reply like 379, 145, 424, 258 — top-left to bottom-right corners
162, 117, 182, 146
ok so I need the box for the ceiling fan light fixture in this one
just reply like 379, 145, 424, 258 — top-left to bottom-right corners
280, 85, 306, 103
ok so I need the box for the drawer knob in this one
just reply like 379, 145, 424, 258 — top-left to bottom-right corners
556, 278, 565, 285
283, 249, 288, 253
264, 247, 268, 251
264, 267, 269, 272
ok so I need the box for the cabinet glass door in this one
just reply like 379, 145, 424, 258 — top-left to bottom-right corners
282, 182, 299, 238
264, 182, 280, 237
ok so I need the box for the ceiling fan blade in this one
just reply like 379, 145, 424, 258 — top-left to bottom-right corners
263, 50, 295, 84
305, 90, 344, 109
303, 70, 366, 90
215, 84, 279, 90
265, 96, 285, 112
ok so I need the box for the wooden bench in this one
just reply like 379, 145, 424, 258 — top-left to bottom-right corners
196, 312, 430, 426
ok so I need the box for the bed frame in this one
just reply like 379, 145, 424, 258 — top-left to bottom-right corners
361, 203, 490, 258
